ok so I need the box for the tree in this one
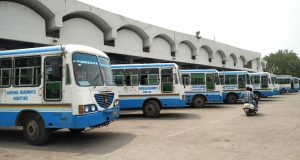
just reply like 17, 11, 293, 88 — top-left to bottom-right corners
263, 49, 300, 77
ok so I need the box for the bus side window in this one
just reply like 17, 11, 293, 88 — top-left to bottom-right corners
206, 73, 215, 90
182, 74, 190, 85
125, 69, 139, 86
191, 73, 205, 85
140, 68, 159, 85
44, 56, 62, 101
225, 75, 237, 85
113, 69, 124, 86
0, 58, 12, 87
219, 74, 224, 85
14, 56, 41, 86
246, 74, 250, 85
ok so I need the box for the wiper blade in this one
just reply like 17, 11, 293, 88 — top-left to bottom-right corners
93, 74, 100, 88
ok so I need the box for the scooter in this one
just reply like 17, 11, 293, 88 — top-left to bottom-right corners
243, 103, 257, 116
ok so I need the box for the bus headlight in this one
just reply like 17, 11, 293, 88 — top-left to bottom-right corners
114, 99, 120, 107
91, 104, 96, 112
84, 106, 89, 113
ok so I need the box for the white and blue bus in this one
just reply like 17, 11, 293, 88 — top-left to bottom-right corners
219, 71, 251, 104
179, 69, 223, 107
270, 74, 280, 95
249, 72, 275, 98
277, 75, 294, 94
112, 63, 185, 118
298, 78, 300, 91
0, 45, 120, 145
292, 77, 299, 92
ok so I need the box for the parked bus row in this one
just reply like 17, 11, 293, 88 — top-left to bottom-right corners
0, 45, 299, 145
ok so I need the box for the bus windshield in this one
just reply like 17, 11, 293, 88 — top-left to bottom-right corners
73, 53, 104, 87
98, 57, 115, 86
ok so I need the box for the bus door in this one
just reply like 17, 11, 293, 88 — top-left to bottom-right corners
44, 56, 63, 101
161, 69, 173, 93
206, 73, 215, 91
261, 75, 268, 89
238, 75, 246, 89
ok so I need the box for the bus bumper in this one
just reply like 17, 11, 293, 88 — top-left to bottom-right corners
261, 90, 275, 97
273, 89, 280, 95
72, 107, 120, 129
42, 107, 120, 129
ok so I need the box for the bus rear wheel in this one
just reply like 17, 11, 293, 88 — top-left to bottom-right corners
254, 92, 262, 100
143, 100, 161, 118
226, 94, 237, 104
280, 89, 286, 95
191, 96, 206, 108
23, 113, 50, 146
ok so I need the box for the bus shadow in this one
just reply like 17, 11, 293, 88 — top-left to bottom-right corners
0, 128, 136, 155
120, 112, 201, 120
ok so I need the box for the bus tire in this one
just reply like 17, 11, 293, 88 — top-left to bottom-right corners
226, 93, 237, 104
69, 129, 85, 134
254, 92, 262, 100
143, 100, 161, 118
23, 113, 50, 146
191, 95, 206, 108
280, 89, 286, 95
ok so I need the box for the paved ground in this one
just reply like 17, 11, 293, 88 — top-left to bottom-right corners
0, 92, 300, 160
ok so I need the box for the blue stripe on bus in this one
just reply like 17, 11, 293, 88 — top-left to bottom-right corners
179, 69, 218, 73
119, 98, 186, 109
112, 63, 176, 69
219, 71, 249, 75
0, 107, 119, 129
0, 46, 63, 56
184, 92, 223, 103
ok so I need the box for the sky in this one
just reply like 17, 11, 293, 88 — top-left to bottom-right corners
78, 0, 300, 56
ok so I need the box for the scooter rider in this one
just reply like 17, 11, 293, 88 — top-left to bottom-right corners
240, 87, 258, 111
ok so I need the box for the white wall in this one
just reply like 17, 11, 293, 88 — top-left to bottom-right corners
199, 47, 210, 65
60, 18, 104, 49
214, 52, 223, 67
177, 43, 192, 62
115, 29, 143, 53
0, 2, 46, 43
151, 37, 172, 59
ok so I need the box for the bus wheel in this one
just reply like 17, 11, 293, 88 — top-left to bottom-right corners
254, 92, 262, 100
69, 129, 85, 134
23, 113, 50, 146
226, 94, 237, 104
280, 89, 286, 95
143, 100, 161, 118
191, 96, 206, 108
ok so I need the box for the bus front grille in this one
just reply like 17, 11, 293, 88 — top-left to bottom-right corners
94, 93, 114, 108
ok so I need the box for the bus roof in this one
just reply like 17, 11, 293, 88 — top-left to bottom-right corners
0, 44, 109, 58
249, 72, 270, 76
219, 71, 249, 75
179, 69, 218, 73
0, 46, 62, 56
111, 63, 178, 69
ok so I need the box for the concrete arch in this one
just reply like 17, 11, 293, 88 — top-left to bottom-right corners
153, 34, 175, 52
240, 55, 247, 66
200, 45, 213, 59
216, 50, 227, 61
229, 53, 238, 63
63, 11, 114, 41
179, 40, 197, 56
228, 53, 238, 67
117, 24, 150, 48
0, 0, 57, 32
